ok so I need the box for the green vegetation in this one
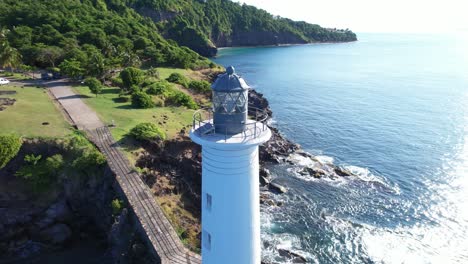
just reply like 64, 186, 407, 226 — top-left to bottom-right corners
129, 122, 166, 141
131, 91, 155, 109
146, 81, 172, 96
0, 0, 212, 77
111, 199, 124, 216
166, 91, 198, 110
118, 0, 357, 56
189, 80, 211, 94
73, 85, 193, 142
0, 134, 22, 169
15, 132, 106, 192
0, 85, 71, 137
120, 67, 144, 90
167, 72, 189, 88
16, 154, 64, 192
84, 77, 103, 97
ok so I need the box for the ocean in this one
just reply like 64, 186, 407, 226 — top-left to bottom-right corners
213, 33, 468, 263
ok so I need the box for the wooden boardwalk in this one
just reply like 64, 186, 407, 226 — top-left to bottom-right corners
89, 127, 201, 264
46, 80, 201, 264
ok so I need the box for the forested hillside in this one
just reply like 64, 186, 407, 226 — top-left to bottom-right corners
116, 0, 358, 56
0, 0, 213, 77
0, 0, 357, 75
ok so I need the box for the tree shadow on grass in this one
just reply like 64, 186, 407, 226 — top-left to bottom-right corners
112, 97, 130, 104
101, 88, 120, 94
115, 104, 133, 110
57, 94, 91, 100
116, 134, 141, 153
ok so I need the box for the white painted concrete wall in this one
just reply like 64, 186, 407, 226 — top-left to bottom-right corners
201, 145, 261, 264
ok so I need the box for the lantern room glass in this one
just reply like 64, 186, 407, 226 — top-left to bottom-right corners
213, 91, 247, 114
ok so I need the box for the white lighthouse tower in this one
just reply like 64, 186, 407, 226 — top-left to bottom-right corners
190, 66, 271, 264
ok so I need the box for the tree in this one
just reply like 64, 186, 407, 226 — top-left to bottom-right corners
36, 46, 63, 67
131, 91, 155, 108
84, 77, 103, 97
59, 59, 84, 80
0, 134, 22, 169
120, 67, 144, 90
0, 44, 22, 71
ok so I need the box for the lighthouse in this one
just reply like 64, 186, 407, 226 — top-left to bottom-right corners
190, 66, 271, 264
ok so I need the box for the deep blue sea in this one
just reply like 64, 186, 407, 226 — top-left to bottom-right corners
213, 33, 468, 263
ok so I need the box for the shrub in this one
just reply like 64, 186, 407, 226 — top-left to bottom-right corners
166, 72, 189, 88
131, 91, 155, 109
166, 91, 198, 110
111, 77, 124, 88
146, 67, 160, 79
84, 77, 103, 97
129, 122, 166, 141
120, 67, 144, 90
189, 80, 211, 93
72, 148, 106, 170
0, 134, 22, 169
147, 81, 173, 96
16, 154, 64, 192
111, 199, 124, 216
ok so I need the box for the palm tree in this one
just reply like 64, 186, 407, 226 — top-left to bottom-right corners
0, 43, 22, 72
0, 29, 22, 72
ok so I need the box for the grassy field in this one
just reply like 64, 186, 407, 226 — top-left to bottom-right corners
73, 86, 194, 142
0, 84, 71, 137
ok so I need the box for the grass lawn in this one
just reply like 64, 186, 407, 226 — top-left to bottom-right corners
73, 85, 195, 142
156, 67, 191, 80
0, 84, 71, 137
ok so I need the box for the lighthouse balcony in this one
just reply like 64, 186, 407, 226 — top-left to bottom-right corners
191, 107, 271, 145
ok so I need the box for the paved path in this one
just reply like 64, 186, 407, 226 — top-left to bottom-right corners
47, 80, 201, 264
47, 81, 103, 130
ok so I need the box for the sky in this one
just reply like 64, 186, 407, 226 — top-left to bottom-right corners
238, 0, 468, 33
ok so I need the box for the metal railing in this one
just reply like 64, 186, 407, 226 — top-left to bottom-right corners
192, 106, 270, 140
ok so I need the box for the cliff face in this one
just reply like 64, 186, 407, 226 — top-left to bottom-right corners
122, 0, 357, 57
214, 31, 308, 48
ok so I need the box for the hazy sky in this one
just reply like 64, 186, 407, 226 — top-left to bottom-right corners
239, 0, 467, 33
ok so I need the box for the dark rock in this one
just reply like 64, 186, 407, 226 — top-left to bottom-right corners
278, 248, 307, 263
334, 166, 353, 177
299, 167, 327, 178
39, 223, 72, 244
269, 183, 288, 194
132, 243, 146, 255
45, 199, 72, 222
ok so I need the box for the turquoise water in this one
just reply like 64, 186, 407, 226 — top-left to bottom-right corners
214, 33, 468, 263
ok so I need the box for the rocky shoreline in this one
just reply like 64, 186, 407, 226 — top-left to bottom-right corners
135, 88, 356, 263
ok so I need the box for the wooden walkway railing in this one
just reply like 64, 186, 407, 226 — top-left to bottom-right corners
88, 127, 201, 264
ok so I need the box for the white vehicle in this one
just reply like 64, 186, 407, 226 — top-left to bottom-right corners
0, 78, 10, 85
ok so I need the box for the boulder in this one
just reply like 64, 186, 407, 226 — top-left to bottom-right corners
39, 224, 72, 244
334, 166, 353, 177
278, 248, 307, 263
46, 199, 72, 222
269, 183, 287, 194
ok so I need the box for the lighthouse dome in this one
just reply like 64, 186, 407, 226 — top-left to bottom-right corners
211, 66, 250, 92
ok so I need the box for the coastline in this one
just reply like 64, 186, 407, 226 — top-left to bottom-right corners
216, 40, 358, 51
134, 87, 357, 262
